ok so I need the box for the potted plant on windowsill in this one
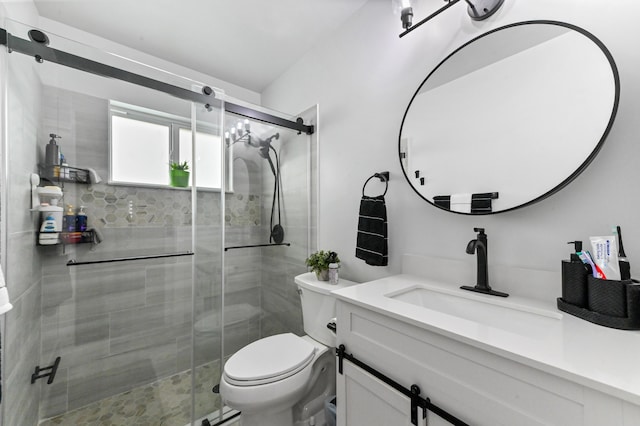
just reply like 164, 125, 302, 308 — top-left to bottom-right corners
305, 250, 340, 281
169, 161, 190, 187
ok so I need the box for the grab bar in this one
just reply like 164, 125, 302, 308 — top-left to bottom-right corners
224, 243, 290, 251
67, 251, 194, 266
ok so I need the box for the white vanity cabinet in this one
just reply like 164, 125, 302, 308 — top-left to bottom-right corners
335, 300, 640, 426
337, 359, 424, 426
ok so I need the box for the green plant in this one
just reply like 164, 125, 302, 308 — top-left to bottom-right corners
170, 161, 189, 172
305, 250, 340, 274
169, 161, 190, 187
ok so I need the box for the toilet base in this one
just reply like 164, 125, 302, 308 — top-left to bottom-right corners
240, 407, 292, 426
238, 406, 327, 426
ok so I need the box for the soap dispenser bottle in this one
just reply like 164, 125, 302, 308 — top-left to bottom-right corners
562, 241, 589, 308
45, 134, 61, 167
76, 206, 88, 232
63, 204, 76, 232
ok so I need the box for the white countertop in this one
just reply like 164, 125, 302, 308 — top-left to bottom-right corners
333, 272, 640, 406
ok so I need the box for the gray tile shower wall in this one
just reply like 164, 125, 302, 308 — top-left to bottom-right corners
41, 86, 109, 182
259, 134, 310, 338
3, 53, 44, 426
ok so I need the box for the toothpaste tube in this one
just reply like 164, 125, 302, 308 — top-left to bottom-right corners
590, 236, 621, 281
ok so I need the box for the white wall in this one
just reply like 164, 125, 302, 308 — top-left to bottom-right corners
262, 0, 640, 286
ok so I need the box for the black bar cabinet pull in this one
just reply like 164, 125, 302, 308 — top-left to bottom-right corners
67, 251, 194, 266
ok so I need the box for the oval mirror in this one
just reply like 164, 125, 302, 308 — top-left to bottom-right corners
399, 21, 619, 214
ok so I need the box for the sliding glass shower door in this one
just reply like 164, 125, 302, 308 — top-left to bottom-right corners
1, 20, 225, 426
1, 19, 316, 426
221, 111, 313, 370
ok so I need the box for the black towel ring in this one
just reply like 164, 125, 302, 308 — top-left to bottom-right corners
362, 171, 389, 197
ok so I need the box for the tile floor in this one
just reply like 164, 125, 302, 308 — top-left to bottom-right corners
40, 362, 222, 426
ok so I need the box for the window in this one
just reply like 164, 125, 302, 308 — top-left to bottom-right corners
110, 102, 223, 189
178, 128, 222, 189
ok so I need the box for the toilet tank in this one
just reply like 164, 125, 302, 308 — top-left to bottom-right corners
295, 272, 357, 347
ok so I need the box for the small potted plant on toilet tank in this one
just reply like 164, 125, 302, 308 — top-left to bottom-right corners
305, 250, 340, 281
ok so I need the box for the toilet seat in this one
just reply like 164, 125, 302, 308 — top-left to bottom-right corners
223, 333, 316, 386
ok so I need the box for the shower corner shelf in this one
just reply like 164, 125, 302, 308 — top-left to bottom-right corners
38, 164, 91, 185
37, 229, 96, 247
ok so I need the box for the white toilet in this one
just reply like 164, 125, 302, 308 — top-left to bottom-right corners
219, 272, 356, 426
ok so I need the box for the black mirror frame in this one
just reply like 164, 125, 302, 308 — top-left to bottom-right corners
398, 20, 620, 215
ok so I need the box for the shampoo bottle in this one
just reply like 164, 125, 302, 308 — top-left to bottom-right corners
38, 215, 60, 245
76, 206, 87, 232
63, 204, 76, 232
562, 241, 589, 308
45, 134, 61, 179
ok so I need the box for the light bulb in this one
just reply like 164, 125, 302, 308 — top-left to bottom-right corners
401, 5, 413, 29
244, 119, 250, 132
392, 0, 412, 14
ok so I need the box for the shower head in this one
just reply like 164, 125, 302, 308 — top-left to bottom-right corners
257, 133, 279, 159
264, 133, 280, 144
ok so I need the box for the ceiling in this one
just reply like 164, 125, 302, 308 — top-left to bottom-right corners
33, 0, 370, 93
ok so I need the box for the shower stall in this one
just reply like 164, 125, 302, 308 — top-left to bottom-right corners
0, 19, 317, 426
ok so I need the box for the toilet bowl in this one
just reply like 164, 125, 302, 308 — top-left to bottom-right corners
221, 334, 332, 425
219, 273, 357, 426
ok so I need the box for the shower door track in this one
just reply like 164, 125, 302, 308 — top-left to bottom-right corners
0, 27, 315, 135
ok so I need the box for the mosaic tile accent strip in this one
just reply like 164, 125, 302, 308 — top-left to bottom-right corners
71, 184, 260, 229
225, 194, 261, 226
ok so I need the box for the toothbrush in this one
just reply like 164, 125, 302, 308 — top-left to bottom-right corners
617, 226, 628, 259
587, 251, 607, 279
578, 251, 606, 279
616, 225, 631, 280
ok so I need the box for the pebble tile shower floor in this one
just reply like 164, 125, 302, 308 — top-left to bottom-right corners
39, 362, 220, 426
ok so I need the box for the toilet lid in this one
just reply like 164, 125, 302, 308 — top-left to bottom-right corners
224, 333, 316, 384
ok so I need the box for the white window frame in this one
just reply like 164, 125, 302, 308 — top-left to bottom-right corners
109, 101, 226, 191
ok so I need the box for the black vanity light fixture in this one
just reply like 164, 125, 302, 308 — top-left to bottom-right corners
398, 0, 505, 38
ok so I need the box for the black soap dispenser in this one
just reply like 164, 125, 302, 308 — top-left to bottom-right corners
562, 241, 589, 308
45, 133, 61, 168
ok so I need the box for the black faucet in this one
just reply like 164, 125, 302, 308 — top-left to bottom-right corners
461, 228, 509, 297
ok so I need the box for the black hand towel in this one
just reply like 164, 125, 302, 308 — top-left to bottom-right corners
356, 195, 388, 266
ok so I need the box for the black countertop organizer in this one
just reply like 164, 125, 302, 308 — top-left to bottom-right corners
558, 271, 640, 330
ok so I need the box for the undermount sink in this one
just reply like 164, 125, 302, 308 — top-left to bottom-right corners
385, 284, 561, 335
